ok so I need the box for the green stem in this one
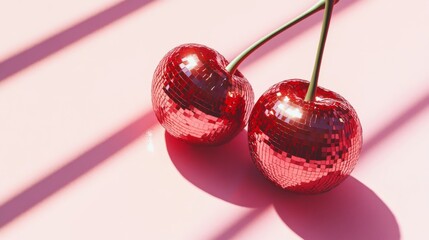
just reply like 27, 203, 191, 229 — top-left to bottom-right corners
225, 0, 329, 74
304, 0, 334, 102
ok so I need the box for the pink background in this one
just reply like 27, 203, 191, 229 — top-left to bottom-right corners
1, 0, 428, 239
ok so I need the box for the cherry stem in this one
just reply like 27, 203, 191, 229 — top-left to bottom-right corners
225, 0, 331, 74
304, 0, 335, 102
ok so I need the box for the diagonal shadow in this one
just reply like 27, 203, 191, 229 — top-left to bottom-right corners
0, 0, 153, 83
0, 112, 157, 228
211, 206, 270, 240
361, 90, 429, 158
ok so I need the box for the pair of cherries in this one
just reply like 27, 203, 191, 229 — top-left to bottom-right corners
152, 0, 362, 194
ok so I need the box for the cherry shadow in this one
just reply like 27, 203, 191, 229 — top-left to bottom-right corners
165, 131, 275, 208
273, 178, 400, 240
165, 130, 400, 239
0, 0, 154, 82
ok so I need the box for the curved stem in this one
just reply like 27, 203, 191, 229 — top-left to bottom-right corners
304, 0, 334, 102
226, 0, 329, 74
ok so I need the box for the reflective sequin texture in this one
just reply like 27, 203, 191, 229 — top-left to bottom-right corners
152, 44, 254, 145
248, 79, 362, 193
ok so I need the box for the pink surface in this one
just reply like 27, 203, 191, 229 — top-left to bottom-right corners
1, 0, 428, 239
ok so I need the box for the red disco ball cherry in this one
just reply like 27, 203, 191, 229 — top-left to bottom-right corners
152, 44, 254, 145
248, 79, 362, 194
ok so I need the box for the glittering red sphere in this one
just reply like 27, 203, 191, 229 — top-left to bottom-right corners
248, 79, 362, 194
152, 44, 254, 145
